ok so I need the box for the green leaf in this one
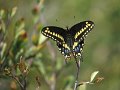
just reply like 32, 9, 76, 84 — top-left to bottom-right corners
0, 9, 5, 18
34, 60, 46, 76
11, 6, 17, 17
0, 20, 6, 33
0, 43, 7, 59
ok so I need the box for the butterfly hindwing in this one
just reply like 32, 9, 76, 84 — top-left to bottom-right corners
73, 40, 84, 57
56, 40, 84, 60
57, 43, 71, 59
41, 26, 66, 43
69, 21, 94, 42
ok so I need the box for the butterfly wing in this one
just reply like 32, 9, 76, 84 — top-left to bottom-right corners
57, 43, 71, 59
41, 21, 94, 61
69, 21, 94, 42
69, 21, 94, 60
73, 40, 84, 58
41, 26, 66, 43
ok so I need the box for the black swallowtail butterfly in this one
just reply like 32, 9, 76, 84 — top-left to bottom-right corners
41, 21, 94, 61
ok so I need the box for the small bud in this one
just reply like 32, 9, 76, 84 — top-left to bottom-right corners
32, 5, 40, 15
19, 30, 27, 39
10, 81, 17, 90
32, 34, 38, 45
94, 77, 104, 83
18, 56, 27, 74
4, 68, 11, 76
36, 76, 41, 87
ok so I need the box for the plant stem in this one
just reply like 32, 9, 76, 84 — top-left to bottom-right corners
74, 58, 81, 90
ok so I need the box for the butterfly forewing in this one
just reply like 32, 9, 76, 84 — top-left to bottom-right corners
70, 21, 94, 42
41, 26, 66, 43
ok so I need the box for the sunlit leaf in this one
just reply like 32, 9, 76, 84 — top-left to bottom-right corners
90, 71, 99, 82
38, 33, 47, 44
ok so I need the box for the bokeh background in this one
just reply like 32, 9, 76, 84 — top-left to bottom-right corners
0, 0, 120, 90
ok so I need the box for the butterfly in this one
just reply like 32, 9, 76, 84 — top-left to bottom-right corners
41, 21, 94, 62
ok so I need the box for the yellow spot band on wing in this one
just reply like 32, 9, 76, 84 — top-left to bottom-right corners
44, 28, 64, 41
48, 30, 50, 33
86, 22, 88, 24
53, 32, 55, 35
74, 22, 93, 39
45, 30, 48, 32
63, 44, 70, 50
73, 42, 78, 49
46, 27, 49, 30
75, 28, 85, 39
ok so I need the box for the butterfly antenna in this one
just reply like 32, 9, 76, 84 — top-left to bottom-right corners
73, 16, 77, 24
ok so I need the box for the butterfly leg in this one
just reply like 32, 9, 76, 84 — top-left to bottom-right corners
64, 55, 71, 64
65, 57, 68, 64
80, 53, 83, 62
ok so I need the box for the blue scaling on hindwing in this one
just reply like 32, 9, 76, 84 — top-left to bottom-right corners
73, 40, 84, 58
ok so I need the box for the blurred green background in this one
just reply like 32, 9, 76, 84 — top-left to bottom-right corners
0, 0, 120, 90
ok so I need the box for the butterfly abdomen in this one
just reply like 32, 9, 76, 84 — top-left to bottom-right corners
65, 34, 74, 50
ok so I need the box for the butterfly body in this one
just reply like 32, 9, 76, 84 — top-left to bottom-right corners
41, 21, 94, 60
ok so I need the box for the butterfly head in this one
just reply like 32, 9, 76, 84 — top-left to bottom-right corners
66, 26, 69, 31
